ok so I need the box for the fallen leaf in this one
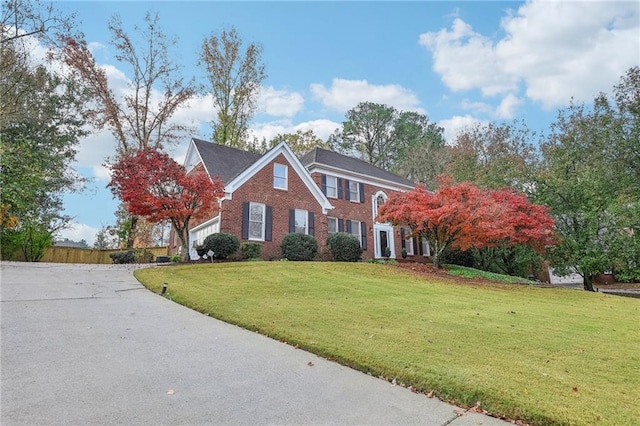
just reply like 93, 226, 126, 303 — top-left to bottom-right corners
572, 386, 578, 392
167, 389, 175, 395
427, 391, 434, 398
307, 361, 314, 367
391, 378, 397, 386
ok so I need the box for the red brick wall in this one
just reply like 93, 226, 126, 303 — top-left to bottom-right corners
221, 154, 327, 260
309, 172, 405, 259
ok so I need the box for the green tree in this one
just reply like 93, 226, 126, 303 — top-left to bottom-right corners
0, 43, 88, 260
265, 129, 327, 156
536, 69, 640, 290
200, 27, 266, 148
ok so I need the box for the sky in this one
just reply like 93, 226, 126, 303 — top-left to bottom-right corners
53, 0, 640, 245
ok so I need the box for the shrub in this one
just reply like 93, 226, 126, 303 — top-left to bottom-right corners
170, 254, 182, 262
240, 242, 262, 260
202, 232, 240, 259
110, 250, 137, 264
280, 233, 318, 261
135, 249, 155, 264
327, 232, 363, 262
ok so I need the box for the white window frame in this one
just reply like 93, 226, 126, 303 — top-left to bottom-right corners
294, 209, 308, 234
421, 237, 430, 257
350, 220, 363, 247
249, 202, 266, 241
405, 228, 414, 256
325, 175, 338, 198
349, 180, 360, 202
274, 163, 288, 190
372, 191, 387, 220
327, 217, 338, 234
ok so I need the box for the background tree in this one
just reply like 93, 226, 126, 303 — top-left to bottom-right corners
329, 102, 447, 186
262, 129, 328, 156
200, 26, 266, 148
446, 121, 539, 193
108, 149, 224, 261
536, 70, 640, 290
392, 111, 448, 188
63, 11, 195, 248
329, 102, 397, 170
378, 178, 555, 268
1, 10, 88, 261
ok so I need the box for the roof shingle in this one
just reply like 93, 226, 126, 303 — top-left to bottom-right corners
193, 138, 261, 184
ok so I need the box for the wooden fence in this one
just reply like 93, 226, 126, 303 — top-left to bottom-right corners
40, 246, 168, 264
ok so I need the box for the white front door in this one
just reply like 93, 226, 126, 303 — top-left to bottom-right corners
373, 224, 395, 258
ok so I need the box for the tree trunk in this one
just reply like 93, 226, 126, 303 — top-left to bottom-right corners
126, 215, 138, 249
583, 274, 596, 292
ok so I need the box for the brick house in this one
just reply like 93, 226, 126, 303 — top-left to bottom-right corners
169, 138, 431, 261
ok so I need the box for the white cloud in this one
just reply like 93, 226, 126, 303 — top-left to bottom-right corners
248, 119, 340, 143
258, 86, 304, 117
57, 222, 100, 246
495, 93, 522, 119
420, 1, 640, 108
439, 115, 488, 144
310, 78, 424, 113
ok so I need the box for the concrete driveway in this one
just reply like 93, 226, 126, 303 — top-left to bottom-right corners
1, 262, 510, 425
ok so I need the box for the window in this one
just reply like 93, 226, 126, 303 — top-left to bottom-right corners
249, 202, 265, 240
294, 209, 308, 234
349, 180, 359, 201
349, 220, 362, 246
274, 164, 287, 190
421, 238, 430, 257
327, 217, 338, 234
404, 228, 414, 255
325, 176, 338, 198
373, 192, 387, 219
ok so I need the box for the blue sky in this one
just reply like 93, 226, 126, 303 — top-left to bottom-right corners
55, 1, 640, 245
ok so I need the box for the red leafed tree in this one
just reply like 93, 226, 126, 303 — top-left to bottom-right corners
108, 149, 224, 261
378, 177, 555, 268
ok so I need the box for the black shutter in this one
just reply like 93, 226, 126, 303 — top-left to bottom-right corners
265, 206, 273, 241
361, 222, 367, 250
337, 178, 343, 199
401, 228, 406, 249
289, 209, 296, 233
338, 219, 344, 233
413, 235, 419, 255
346, 220, 352, 234
419, 237, 424, 255
321, 174, 327, 195
308, 212, 315, 236
345, 179, 350, 201
359, 182, 365, 203
241, 202, 249, 240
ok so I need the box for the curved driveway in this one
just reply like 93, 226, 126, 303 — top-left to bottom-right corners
1, 262, 509, 425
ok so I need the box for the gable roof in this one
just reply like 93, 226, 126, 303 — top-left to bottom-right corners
191, 138, 261, 184
226, 141, 334, 214
301, 147, 415, 189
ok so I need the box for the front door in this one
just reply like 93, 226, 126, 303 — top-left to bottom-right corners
373, 224, 395, 258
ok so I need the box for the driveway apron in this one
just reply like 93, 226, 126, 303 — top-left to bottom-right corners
1, 262, 510, 425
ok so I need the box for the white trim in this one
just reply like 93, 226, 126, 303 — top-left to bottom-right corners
294, 208, 308, 234
325, 175, 338, 198
184, 139, 206, 174
373, 223, 395, 259
248, 202, 266, 241
372, 191, 388, 222
226, 142, 334, 214
306, 163, 415, 192
274, 163, 288, 190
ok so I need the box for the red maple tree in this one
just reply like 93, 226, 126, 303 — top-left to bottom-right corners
109, 149, 224, 260
377, 177, 555, 268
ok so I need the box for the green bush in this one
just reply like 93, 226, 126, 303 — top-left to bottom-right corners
280, 233, 318, 261
240, 242, 262, 260
170, 254, 182, 262
110, 250, 137, 264
327, 232, 363, 262
202, 232, 240, 259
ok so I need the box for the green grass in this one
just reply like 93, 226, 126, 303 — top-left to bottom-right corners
135, 262, 639, 426
444, 264, 532, 284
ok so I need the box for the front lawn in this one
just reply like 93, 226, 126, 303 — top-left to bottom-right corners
135, 262, 639, 426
